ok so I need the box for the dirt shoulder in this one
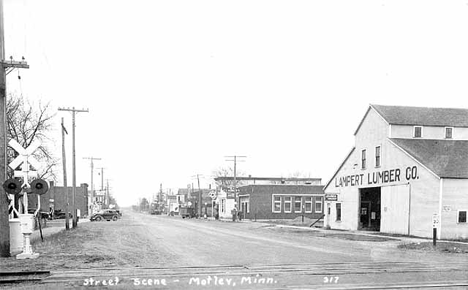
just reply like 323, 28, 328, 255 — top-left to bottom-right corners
0, 215, 174, 272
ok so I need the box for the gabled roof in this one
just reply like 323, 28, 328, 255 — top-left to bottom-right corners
372, 104, 468, 127
324, 147, 355, 191
390, 138, 468, 179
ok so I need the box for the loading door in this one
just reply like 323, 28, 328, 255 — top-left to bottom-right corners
380, 184, 410, 235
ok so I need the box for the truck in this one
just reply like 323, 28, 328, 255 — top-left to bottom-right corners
179, 206, 196, 219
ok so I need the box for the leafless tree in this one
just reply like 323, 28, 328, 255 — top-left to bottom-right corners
212, 166, 246, 190
6, 93, 58, 181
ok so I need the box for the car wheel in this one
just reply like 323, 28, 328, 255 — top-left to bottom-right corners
95, 216, 102, 221
112, 215, 118, 221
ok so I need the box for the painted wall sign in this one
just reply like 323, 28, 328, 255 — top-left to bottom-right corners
334, 166, 419, 187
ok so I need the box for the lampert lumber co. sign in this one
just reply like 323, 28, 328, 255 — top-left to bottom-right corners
334, 166, 419, 188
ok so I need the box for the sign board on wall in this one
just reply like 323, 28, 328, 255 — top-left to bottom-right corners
334, 166, 420, 188
325, 194, 338, 201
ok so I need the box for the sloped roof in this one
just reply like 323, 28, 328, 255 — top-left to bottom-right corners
372, 104, 468, 127
390, 138, 468, 178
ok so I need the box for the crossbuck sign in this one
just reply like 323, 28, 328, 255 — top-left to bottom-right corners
8, 139, 42, 186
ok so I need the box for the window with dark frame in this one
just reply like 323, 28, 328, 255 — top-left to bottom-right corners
375, 146, 381, 167
445, 127, 453, 139
414, 126, 422, 138
361, 149, 366, 169
458, 210, 467, 223
336, 203, 342, 221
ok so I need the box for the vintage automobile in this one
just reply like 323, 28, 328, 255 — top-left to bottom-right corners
90, 209, 119, 222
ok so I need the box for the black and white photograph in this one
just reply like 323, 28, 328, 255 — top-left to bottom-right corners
0, 0, 467, 289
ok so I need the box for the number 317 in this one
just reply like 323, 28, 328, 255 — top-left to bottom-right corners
323, 277, 339, 283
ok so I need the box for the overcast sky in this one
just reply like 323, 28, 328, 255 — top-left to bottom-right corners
3, 0, 468, 206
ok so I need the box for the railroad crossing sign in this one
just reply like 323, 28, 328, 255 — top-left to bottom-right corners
8, 139, 42, 186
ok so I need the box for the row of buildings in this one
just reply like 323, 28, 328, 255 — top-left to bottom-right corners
161, 104, 467, 240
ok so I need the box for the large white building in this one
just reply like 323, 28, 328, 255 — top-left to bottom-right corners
324, 104, 468, 239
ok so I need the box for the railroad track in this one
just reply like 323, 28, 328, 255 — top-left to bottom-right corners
2, 261, 467, 289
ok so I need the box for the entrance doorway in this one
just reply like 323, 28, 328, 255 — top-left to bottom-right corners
359, 187, 381, 231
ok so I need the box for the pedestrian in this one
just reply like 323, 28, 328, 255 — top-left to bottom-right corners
231, 207, 237, 222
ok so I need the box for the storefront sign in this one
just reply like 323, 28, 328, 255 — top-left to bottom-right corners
334, 166, 419, 188
325, 194, 338, 201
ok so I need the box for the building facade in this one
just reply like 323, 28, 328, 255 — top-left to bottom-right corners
324, 105, 468, 239
28, 181, 89, 217
238, 184, 324, 220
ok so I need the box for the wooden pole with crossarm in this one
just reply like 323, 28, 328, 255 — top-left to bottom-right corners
0, 0, 30, 257
58, 107, 88, 228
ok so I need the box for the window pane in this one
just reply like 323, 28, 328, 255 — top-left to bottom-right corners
414, 127, 422, 137
459, 211, 467, 223
362, 150, 366, 169
305, 203, 312, 212
446, 128, 453, 139
336, 203, 342, 221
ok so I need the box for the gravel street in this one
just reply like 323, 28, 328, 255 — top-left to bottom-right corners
1, 211, 467, 289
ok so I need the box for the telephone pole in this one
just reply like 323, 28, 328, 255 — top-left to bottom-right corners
225, 155, 246, 206
97, 167, 105, 206
61, 118, 69, 230
0, 0, 29, 257
192, 174, 203, 216
83, 157, 101, 215
58, 107, 88, 228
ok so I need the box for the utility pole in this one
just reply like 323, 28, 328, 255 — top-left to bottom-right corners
225, 156, 246, 208
97, 167, 104, 191
0, 0, 29, 257
192, 174, 203, 217
105, 179, 110, 207
83, 157, 101, 215
58, 107, 88, 228
96, 167, 104, 206
61, 118, 69, 230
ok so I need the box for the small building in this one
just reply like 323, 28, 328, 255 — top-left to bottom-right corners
237, 184, 324, 220
28, 181, 89, 217
215, 189, 236, 219
324, 104, 468, 239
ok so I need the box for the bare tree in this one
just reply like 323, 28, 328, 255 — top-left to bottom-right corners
212, 166, 246, 190
6, 93, 58, 181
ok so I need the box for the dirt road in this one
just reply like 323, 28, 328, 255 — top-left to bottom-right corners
1, 211, 467, 289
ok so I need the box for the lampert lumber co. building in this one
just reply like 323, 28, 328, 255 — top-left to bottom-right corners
324, 104, 468, 239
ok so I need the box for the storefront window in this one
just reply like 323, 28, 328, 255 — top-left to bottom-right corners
315, 197, 323, 213
294, 197, 302, 212
304, 197, 312, 213
284, 196, 292, 213
273, 196, 281, 213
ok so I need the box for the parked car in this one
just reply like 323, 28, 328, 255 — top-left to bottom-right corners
90, 209, 119, 222
52, 209, 73, 220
